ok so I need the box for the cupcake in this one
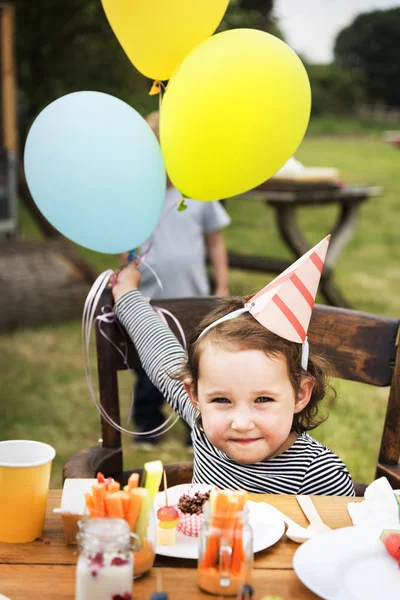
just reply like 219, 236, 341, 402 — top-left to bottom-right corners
176, 490, 211, 537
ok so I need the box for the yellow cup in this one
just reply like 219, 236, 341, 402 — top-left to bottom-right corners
0, 440, 56, 543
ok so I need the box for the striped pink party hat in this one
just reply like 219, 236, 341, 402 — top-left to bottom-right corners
200, 235, 330, 369
248, 235, 330, 343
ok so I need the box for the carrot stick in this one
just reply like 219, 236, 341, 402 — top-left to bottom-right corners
120, 491, 130, 518
108, 480, 121, 494
104, 491, 125, 519
218, 496, 240, 575
231, 491, 248, 574
92, 482, 107, 517
231, 525, 245, 575
201, 491, 232, 569
84, 492, 96, 517
127, 473, 140, 490
126, 488, 146, 531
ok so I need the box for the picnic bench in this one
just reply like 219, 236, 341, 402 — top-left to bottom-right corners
227, 180, 382, 308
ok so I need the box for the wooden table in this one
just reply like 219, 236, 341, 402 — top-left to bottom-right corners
0, 491, 362, 599
227, 182, 382, 308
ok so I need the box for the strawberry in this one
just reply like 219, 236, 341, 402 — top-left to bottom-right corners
111, 556, 129, 566
97, 472, 105, 483
380, 529, 400, 566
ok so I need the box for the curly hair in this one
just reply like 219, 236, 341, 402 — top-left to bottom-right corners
177, 295, 336, 432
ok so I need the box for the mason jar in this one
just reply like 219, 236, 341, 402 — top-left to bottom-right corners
75, 518, 139, 600
197, 503, 253, 596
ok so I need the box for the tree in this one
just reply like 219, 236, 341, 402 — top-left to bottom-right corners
16, 0, 277, 145
305, 63, 365, 116
335, 8, 400, 106
16, 0, 148, 145
221, 0, 279, 36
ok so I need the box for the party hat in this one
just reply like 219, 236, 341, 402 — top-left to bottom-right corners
247, 235, 330, 343
199, 236, 330, 368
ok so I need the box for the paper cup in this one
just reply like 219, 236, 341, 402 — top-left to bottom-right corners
0, 440, 56, 543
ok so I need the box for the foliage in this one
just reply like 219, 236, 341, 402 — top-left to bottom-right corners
335, 8, 400, 107
220, 0, 281, 37
305, 63, 366, 117
16, 0, 277, 146
16, 0, 154, 144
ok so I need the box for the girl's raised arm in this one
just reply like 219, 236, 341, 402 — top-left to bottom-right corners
115, 289, 197, 428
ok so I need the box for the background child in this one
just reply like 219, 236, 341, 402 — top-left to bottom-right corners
124, 111, 231, 449
112, 248, 355, 496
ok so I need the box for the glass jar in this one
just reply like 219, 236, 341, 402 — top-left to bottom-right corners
197, 503, 253, 597
132, 499, 157, 579
75, 518, 139, 600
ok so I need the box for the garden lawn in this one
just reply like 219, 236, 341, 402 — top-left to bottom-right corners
1, 133, 399, 489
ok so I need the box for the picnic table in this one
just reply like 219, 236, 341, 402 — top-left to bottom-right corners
0, 490, 362, 599
227, 180, 382, 308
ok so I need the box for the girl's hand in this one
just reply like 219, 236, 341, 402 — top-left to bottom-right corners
112, 261, 141, 303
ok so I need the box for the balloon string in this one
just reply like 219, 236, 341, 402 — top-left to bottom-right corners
82, 270, 188, 438
82, 173, 190, 437
139, 258, 164, 293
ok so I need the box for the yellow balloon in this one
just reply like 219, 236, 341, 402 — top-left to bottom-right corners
101, 0, 229, 81
160, 29, 311, 201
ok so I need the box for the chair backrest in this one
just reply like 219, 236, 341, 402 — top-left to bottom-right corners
94, 287, 400, 489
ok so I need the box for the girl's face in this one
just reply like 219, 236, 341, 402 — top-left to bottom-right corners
184, 342, 314, 464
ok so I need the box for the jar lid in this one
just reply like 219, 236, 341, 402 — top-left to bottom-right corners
77, 518, 131, 552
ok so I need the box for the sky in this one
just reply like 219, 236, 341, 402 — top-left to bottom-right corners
276, 0, 400, 63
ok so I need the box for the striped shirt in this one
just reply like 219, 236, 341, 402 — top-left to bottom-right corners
115, 291, 355, 496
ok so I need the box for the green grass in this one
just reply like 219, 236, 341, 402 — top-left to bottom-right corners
1, 132, 399, 489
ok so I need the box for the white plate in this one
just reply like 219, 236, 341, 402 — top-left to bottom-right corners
0, 595, 11, 600
293, 525, 400, 600
154, 483, 285, 559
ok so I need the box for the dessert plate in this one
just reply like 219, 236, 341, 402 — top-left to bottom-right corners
293, 524, 400, 600
154, 483, 285, 559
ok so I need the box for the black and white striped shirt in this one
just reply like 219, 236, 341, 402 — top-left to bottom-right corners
116, 291, 355, 496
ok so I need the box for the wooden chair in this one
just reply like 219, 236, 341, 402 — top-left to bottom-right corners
63, 287, 400, 496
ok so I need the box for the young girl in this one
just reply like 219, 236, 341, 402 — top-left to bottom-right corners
112, 238, 354, 496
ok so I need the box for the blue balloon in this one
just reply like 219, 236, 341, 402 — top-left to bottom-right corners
24, 91, 166, 253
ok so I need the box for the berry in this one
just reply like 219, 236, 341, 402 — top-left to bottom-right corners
97, 472, 105, 483
111, 556, 129, 566
89, 552, 104, 567
157, 505, 179, 521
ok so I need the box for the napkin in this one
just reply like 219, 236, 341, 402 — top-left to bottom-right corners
53, 478, 98, 545
347, 477, 400, 527
54, 478, 97, 515
275, 156, 305, 176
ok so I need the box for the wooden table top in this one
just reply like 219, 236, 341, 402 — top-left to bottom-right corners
0, 490, 362, 599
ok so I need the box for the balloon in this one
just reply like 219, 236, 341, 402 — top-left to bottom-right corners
24, 92, 166, 254
100, 0, 229, 81
160, 29, 311, 201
